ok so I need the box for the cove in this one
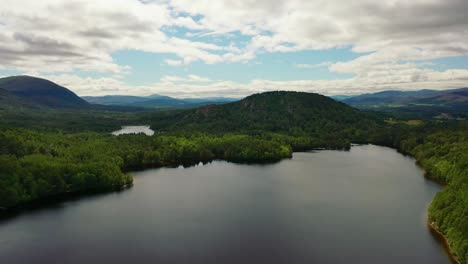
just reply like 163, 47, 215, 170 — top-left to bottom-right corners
0, 145, 452, 264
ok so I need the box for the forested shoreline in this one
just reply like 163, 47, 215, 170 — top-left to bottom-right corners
0, 92, 373, 209
0, 128, 355, 209
403, 130, 467, 264
1, 121, 466, 261
373, 123, 467, 263
0, 91, 466, 263
0, 123, 466, 262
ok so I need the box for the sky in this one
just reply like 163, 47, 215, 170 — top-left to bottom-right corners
0, 0, 468, 98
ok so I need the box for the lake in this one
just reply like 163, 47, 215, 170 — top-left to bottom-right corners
112, 126, 154, 136
0, 145, 451, 264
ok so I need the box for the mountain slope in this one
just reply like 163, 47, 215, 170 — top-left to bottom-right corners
148, 91, 375, 138
415, 89, 468, 105
0, 76, 88, 108
331, 95, 355, 100
0, 88, 37, 110
0, 88, 21, 105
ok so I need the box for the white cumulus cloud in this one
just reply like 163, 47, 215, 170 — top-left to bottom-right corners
1, 0, 468, 95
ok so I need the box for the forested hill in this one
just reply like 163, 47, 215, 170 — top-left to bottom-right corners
148, 91, 377, 136
0, 76, 88, 108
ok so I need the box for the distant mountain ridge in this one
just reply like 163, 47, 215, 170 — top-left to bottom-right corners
0, 75, 237, 110
330, 95, 355, 100
1, 75, 466, 116
82, 94, 239, 109
81, 95, 151, 105
0, 76, 88, 108
339, 87, 468, 117
341, 87, 467, 106
415, 89, 468, 104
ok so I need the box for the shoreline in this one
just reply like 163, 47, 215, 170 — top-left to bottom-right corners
0, 143, 462, 263
418, 165, 460, 263
428, 222, 460, 264
418, 164, 460, 264
415, 165, 460, 263
385, 142, 460, 263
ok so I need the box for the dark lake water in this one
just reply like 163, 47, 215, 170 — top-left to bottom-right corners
0, 145, 451, 264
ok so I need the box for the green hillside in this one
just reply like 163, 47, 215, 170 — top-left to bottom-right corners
148, 91, 377, 140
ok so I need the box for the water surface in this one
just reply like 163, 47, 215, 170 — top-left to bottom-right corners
112, 125, 154, 136
0, 145, 450, 264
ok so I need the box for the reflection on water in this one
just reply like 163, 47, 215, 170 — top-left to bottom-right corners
0, 145, 451, 264
112, 125, 154, 136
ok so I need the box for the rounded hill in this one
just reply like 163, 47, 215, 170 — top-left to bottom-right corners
0, 75, 88, 108
149, 91, 374, 136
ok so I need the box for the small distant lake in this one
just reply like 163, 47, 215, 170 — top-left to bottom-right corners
0, 145, 451, 264
112, 126, 154, 136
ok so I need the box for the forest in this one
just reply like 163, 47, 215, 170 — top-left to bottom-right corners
0, 91, 466, 262
395, 124, 467, 263
1, 129, 353, 208
365, 121, 467, 263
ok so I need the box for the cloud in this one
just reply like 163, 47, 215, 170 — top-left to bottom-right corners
0, 0, 231, 73
1, 0, 468, 95
170, 0, 468, 56
161, 74, 212, 83
165, 59, 184, 66
34, 67, 468, 99
4, 0, 466, 70
295, 62, 333, 69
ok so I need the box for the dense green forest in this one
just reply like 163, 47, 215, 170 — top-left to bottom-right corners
1, 128, 354, 208
0, 103, 146, 133
422, 132, 467, 264
0, 91, 378, 209
372, 122, 467, 263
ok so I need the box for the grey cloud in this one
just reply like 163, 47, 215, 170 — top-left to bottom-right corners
78, 28, 118, 39
105, 12, 156, 32
1, 0, 468, 95
13, 33, 81, 56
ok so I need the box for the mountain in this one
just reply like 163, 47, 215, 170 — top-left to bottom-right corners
0, 88, 20, 104
128, 97, 191, 108
341, 89, 440, 106
81, 95, 151, 105
82, 94, 239, 109
341, 87, 468, 117
330, 95, 355, 100
0, 76, 88, 108
342, 88, 468, 107
415, 89, 468, 105
0, 87, 42, 110
148, 91, 374, 137
182, 97, 238, 104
